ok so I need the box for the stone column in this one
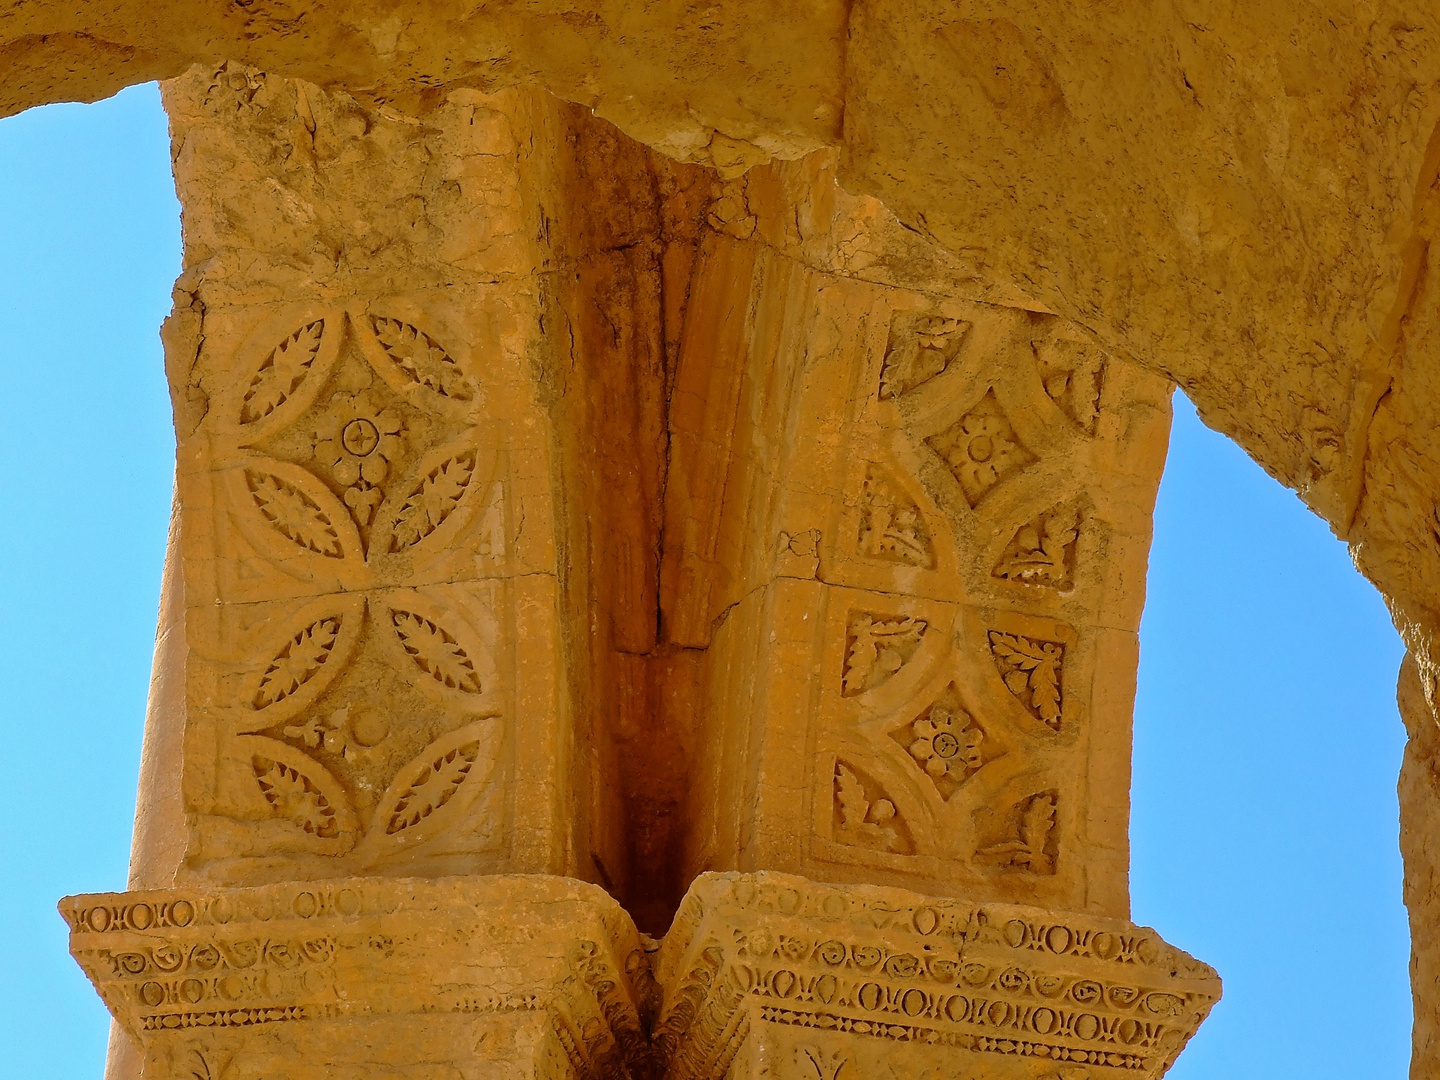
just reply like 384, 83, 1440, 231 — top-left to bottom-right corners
67, 72, 1218, 1080
653, 156, 1219, 1079
67, 66, 678, 1080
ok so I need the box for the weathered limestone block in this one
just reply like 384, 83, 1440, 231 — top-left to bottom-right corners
664, 158, 1171, 917
1399, 655, 1440, 1078
653, 872, 1219, 1080
63, 875, 658, 1079
162, 71, 587, 883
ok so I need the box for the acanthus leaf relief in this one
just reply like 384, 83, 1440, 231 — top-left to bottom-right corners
369, 316, 473, 401
1033, 336, 1105, 434
253, 617, 341, 709
312, 389, 405, 529
879, 313, 968, 399
975, 792, 1058, 874
244, 468, 344, 558
390, 608, 483, 693
842, 612, 927, 696
389, 449, 477, 551
240, 320, 324, 424
891, 689, 986, 800
856, 466, 934, 568
252, 756, 342, 839
988, 631, 1064, 730
833, 761, 912, 854
925, 390, 1035, 507
993, 508, 1079, 588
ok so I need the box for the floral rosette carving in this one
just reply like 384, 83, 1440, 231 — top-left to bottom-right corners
312, 389, 405, 527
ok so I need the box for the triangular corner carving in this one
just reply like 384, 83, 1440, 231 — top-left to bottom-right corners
974, 791, 1058, 874
879, 313, 970, 399
988, 631, 1065, 730
842, 611, 928, 696
993, 507, 1079, 588
925, 390, 1035, 507
833, 760, 914, 854
1033, 336, 1105, 434
857, 466, 935, 569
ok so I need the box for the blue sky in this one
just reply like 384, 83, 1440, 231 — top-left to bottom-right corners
0, 83, 1412, 1078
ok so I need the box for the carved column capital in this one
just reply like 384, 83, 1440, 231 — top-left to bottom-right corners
654, 872, 1219, 1080
63, 875, 660, 1080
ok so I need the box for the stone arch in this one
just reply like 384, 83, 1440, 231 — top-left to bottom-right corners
5, 6, 1438, 1076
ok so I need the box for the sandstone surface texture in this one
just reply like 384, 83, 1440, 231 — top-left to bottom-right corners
0, 3, 1429, 1077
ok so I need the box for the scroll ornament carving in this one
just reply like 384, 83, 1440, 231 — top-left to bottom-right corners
843, 612, 927, 696
926, 391, 1035, 507
62, 877, 651, 1079
988, 632, 1064, 730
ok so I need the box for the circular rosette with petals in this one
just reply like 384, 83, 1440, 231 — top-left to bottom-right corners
313, 390, 405, 527
906, 703, 983, 788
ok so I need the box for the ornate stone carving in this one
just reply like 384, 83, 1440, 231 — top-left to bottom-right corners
856, 467, 934, 569
994, 509, 1079, 589
889, 689, 986, 801
925, 391, 1035, 507
1033, 337, 1105, 435
654, 872, 1220, 1080
63, 877, 655, 1080
842, 612, 928, 697
989, 633, 1066, 731
880, 314, 969, 399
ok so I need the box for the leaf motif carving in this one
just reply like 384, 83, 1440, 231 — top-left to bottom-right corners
389, 451, 477, 551
988, 631, 1064, 729
241, 320, 324, 424
370, 317, 472, 401
390, 609, 483, 693
252, 756, 341, 838
246, 469, 343, 558
253, 617, 341, 709
842, 611, 927, 696
385, 740, 481, 835
832, 761, 911, 854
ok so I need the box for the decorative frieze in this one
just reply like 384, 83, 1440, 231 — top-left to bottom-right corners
63, 876, 659, 1080
654, 872, 1220, 1080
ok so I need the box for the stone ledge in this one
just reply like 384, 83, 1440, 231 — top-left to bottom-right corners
62, 874, 660, 1080
654, 871, 1219, 1080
